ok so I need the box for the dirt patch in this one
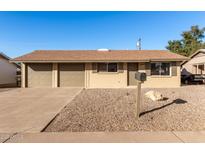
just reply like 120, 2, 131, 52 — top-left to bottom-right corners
45, 86, 205, 132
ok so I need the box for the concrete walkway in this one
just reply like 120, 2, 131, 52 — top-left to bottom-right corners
0, 88, 82, 133
1, 131, 205, 143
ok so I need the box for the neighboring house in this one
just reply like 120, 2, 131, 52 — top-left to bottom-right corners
181, 49, 205, 75
11, 50, 187, 88
0, 52, 20, 87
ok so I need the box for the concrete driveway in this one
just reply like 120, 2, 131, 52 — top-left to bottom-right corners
0, 88, 82, 133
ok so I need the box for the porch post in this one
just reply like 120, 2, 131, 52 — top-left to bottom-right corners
52, 63, 58, 88
21, 62, 26, 88
196, 64, 199, 74
204, 64, 205, 74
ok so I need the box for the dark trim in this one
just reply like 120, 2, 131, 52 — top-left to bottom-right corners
0, 83, 17, 88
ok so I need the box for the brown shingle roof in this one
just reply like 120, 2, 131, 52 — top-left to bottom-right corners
11, 50, 188, 62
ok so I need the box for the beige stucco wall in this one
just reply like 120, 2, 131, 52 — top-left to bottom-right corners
85, 62, 181, 88
138, 62, 181, 88
85, 63, 128, 88
0, 58, 17, 85
22, 62, 181, 88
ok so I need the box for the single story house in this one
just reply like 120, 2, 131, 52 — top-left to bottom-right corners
181, 49, 205, 75
0, 52, 20, 87
11, 49, 188, 88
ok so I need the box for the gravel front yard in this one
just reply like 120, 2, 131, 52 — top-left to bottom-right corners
45, 85, 205, 132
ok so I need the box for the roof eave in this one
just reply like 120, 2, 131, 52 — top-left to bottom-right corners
10, 58, 188, 63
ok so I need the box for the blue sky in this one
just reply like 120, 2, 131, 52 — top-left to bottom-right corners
0, 11, 205, 58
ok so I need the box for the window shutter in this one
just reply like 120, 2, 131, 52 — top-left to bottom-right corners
118, 63, 124, 73
171, 62, 177, 76
145, 62, 151, 76
92, 63, 98, 73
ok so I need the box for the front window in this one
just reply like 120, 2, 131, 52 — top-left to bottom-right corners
151, 62, 170, 76
98, 63, 118, 72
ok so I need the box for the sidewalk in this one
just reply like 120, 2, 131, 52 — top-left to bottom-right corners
1, 131, 205, 143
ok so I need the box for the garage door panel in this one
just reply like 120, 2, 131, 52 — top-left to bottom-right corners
59, 63, 85, 87
27, 63, 52, 88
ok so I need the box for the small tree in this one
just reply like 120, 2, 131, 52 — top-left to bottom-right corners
166, 25, 205, 57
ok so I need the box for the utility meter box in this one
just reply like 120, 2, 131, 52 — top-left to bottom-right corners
135, 72, 147, 82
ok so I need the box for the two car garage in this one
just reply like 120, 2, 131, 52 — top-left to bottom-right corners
26, 63, 85, 88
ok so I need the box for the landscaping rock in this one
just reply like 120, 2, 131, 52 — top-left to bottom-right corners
145, 90, 164, 101
45, 86, 205, 132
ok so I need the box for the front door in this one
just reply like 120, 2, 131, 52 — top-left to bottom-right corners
128, 63, 138, 86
